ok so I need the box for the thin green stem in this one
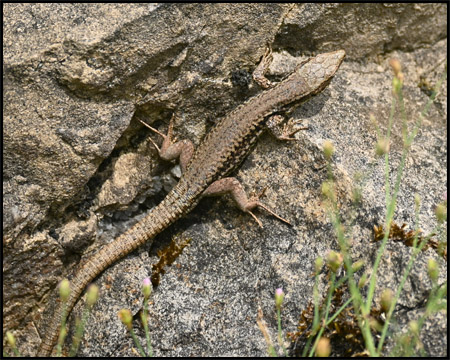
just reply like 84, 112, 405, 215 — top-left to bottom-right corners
309, 273, 338, 357
56, 302, 68, 357
372, 61, 446, 355
142, 298, 154, 357
276, 308, 288, 357
312, 269, 321, 333
129, 328, 147, 357
325, 297, 353, 325
68, 306, 93, 356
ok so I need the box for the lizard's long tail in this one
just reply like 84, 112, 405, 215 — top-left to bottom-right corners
37, 185, 193, 356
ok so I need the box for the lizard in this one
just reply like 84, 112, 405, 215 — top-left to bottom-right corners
37, 48, 345, 356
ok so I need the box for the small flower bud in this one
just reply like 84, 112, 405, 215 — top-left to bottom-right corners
6, 331, 16, 348
358, 273, 368, 289
375, 138, 390, 156
315, 257, 324, 274
354, 172, 363, 183
59, 279, 71, 302
399, 334, 410, 346
142, 277, 152, 299
315, 337, 331, 357
86, 284, 99, 307
427, 258, 439, 282
321, 181, 335, 201
326, 251, 343, 273
389, 58, 402, 76
118, 309, 133, 331
323, 140, 334, 161
389, 59, 404, 94
369, 317, 383, 332
321, 181, 330, 197
435, 203, 447, 223
352, 260, 364, 273
380, 288, 394, 313
275, 288, 284, 310
409, 320, 419, 336
414, 194, 421, 210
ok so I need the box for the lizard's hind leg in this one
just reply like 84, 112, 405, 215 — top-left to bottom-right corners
139, 114, 194, 173
202, 177, 291, 227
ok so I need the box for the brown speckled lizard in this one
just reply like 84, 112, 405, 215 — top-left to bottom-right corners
37, 48, 345, 356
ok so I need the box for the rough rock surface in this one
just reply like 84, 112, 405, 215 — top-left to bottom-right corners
3, 3, 447, 357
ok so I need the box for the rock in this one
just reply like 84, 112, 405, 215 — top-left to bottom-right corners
3, 3, 446, 357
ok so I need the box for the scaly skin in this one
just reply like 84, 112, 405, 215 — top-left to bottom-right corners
37, 49, 345, 356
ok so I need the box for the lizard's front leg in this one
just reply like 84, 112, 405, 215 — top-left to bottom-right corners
252, 46, 274, 89
266, 114, 308, 141
202, 177, 291, 227
139, 114, 194, 173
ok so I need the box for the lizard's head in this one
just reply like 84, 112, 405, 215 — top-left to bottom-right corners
300, 50, 346, 95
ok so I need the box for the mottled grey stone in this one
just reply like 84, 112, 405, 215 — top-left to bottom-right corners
3, 3, 446, 357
